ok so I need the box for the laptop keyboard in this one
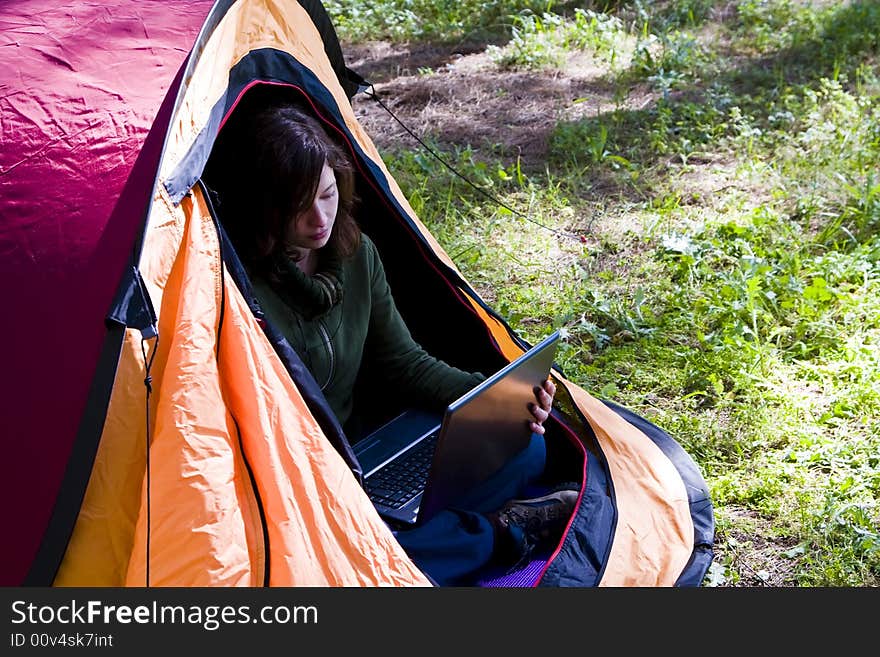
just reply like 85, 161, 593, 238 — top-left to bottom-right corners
364, 432, 439, 509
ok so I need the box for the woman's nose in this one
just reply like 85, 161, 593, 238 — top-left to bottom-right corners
303, 204, 328, 227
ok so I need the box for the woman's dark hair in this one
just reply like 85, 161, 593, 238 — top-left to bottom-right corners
215, 101, 360, 281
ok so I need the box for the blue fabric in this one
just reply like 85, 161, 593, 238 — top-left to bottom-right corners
393, 433, 546, 586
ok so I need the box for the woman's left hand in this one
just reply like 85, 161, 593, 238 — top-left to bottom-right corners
528, 378, 556, 435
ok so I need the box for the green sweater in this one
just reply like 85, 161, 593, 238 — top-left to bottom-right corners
252, 234, 485, 427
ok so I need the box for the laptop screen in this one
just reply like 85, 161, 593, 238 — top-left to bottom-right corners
355, 330, 560, 525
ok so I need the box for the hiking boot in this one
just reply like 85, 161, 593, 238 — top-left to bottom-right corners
488, 483, 580, 570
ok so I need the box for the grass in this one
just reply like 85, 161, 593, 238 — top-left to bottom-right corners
328, 0, 880, 586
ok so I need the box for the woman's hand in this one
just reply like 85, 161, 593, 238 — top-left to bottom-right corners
528, 378, 556, 435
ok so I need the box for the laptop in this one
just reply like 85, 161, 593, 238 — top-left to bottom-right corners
353, 330, 560, 526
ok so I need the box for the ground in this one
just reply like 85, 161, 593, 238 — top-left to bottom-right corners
344, 40, 801, 587
346, 41, 643, 164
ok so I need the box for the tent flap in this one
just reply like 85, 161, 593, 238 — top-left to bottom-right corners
108, 266, 159, 339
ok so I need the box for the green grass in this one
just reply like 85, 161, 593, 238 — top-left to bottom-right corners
335, 0, 880, 586
326, 0, 551, 43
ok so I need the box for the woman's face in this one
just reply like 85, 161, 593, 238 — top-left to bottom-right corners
285, 161, 338, 253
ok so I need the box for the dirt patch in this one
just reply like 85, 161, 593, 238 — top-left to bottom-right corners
347, 41, 650, 167
713, 507, 801, 586
345, 40, 751, 231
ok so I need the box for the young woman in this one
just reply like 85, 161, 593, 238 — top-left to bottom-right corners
216, 101, 578, 585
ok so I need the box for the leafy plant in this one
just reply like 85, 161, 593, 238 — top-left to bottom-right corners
487, 8, 627, 71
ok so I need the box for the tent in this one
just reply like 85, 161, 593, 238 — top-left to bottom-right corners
0, 0, 715, 586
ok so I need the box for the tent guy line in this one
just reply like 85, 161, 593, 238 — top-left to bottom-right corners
363, 85, 589, 244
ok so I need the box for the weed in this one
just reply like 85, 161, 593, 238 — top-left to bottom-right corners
487, 8, 628, 71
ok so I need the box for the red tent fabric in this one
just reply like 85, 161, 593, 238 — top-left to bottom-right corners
0, 0, 214, 586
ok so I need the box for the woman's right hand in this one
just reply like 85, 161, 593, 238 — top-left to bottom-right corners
528, 378, 556, 435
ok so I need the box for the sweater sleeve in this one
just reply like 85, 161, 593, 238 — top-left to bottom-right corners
362, 238, 485, 409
